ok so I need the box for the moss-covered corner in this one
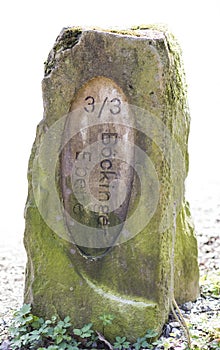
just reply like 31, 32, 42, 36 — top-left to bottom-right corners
24, 25, 199, 342
44, 27, 82, 76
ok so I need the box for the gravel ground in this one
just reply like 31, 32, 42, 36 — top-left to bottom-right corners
0, 180, 219, 348
0, 238, 26, 342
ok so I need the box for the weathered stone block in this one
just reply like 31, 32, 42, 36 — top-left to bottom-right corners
24, 25, 199, 340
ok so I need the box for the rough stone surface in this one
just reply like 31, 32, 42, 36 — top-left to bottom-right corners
24, 25, 199, 340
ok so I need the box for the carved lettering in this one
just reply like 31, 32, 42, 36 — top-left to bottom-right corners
99, 191, 111, 201
75, 167, 87, 177
73, 203, 84, 214
96, 132, 119, 226
74, 178, 86, 190
98, 215, 109, 226
84, 97, 121, 118
102, 132, 118, 145
110, 98, 121, 115
93, 204, 109, 213
84, 96, 95, 113
99, 171, 117, 182
61, 77, 133, 241
101, 147, 112, 158
100, 159, 112, 170
76, 151, 92, 161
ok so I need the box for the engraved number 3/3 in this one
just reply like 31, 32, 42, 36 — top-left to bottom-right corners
84, 96, 121, 115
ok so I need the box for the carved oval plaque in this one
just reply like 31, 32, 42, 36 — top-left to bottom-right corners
60, 76, 135, 258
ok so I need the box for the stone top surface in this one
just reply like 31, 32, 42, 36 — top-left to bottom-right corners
62, 24, 167, 36
82, 26, 166, 39
44, 25, 169, 77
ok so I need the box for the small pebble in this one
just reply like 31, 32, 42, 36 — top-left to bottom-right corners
0, 340, 10, 350
163, 324, 171, 337
171, 327, 181, 338
180, 301, 193, 311
169, 321, 180, 328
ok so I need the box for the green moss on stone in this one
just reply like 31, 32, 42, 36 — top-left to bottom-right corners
174, 202, 200, 303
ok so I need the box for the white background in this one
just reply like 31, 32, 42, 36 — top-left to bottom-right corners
0, 0, 219, 242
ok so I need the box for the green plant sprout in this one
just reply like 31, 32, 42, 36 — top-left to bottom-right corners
73, 323, 94, 339
7, 297, 220, 350
99, 313, 115, 335
113, 336, 130, 349
132, 330, 159, 350
200, 271, 220, 298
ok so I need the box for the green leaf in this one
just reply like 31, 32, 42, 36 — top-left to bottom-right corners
82, 323, 93, 332
56, 334, 64, 344
45, 319, 52, 325
11, 338, 22, 347
73, 328, 82, 336
51, 315, 57, 323
9, 326, 21, 337
145, 329, 158, 338
16, 304, 31, 316
115, 336, 121, 342
99, 313, 115, 326
134, 344, 141, 350
142, 340, 149, 347
64, 316, 71, 323
31, 318, 43, 329
83, 332, 92, 338
19, 332, 31, 346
